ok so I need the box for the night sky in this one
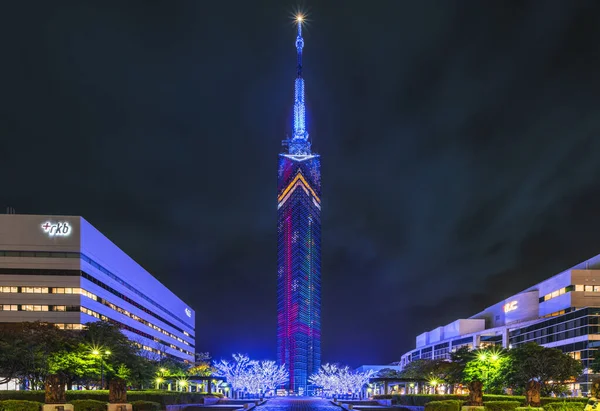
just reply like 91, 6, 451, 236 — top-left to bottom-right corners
2, 1, 600, 367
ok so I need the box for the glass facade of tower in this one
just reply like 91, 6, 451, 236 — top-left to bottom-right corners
277, 154, 322, 393
276, 21, 322, 394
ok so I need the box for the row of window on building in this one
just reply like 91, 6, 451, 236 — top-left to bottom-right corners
80, 305, 194, 357
0, 304, 80, 312
541, 285, 600, 302
0, 285, 191, 348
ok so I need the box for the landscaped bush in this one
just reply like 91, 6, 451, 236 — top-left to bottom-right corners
486, 397, 526, 403
0, 391, 223, 409
540, 399, 588, 406
131, 401, 160, 411
381, 395, 532, 407
425, 400, 464, 411
543, 402, 585, 411
484, 401, 522, 411
516, 407, 544, 411
0, 400, 43, 411
67, 393, 109, 403
378, 395, 590, 408
0, 394, 44, 403
389, 395, 468, 406
69, 400, 107, 411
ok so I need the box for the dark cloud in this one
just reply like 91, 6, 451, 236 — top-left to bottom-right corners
2, 1, 600, 366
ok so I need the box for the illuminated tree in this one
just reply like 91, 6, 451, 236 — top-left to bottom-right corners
309, 363, 375, 398
462, 348, 509, 405
213, 354, 288, 397
254, 360, 288, 394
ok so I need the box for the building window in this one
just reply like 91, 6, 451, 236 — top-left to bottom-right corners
22, 287, 49, 293
52, 287, 81, 294
0, 305, 18, 311
0, 286, 18, 293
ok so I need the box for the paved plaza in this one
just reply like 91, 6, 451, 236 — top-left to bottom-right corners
261, 398, 340, 411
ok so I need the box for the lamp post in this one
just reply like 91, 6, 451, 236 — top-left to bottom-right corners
477, 351, 500, 391
92, 349, 111, 389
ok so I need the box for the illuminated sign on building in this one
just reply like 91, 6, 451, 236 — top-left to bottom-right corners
41, 221, 71, 237
185, 308, 192, 318
503, 301, 518, 313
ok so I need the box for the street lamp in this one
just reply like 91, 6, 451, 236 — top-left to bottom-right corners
155, 377, 164, 390
91, 348, 111, 389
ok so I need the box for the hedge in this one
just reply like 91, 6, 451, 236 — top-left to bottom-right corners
484, 401, 522, 411
543, 403, 585, 411
380, 395, 523, 407
0, 392, 222, 408
69, 400, 106, 411
516, 408, 544, 411
425, 400, 463, 411
131, 401, 160, 411
0, 400, 43, 411
540, 399, 588, 406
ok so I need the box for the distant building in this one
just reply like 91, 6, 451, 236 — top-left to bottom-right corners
355, 365, 401, 374
400, 253, 600, 395
0, 214, 195, 363
277, 19, 322, 394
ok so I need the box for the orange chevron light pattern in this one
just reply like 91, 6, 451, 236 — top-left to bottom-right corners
277, 172, 321, 207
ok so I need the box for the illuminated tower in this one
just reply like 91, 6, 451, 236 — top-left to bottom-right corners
277, 15, 321, 394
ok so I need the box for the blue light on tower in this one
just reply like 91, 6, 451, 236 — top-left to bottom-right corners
277, 14, 322, 395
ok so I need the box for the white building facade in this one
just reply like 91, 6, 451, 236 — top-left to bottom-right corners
400, 254, 600, 394
0, 214, 195, 363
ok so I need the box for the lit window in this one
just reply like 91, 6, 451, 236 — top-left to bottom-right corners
594, 286, 600, 293
53, 306, 66, 311
551, 291, 559, 298
23, 305, 34, 311
576, 285, 584, 291
559, 288, 565, 295
586, 285, 594, 292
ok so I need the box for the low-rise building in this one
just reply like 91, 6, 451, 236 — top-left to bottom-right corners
400, 253, 600, 394
0, 214, 195, 363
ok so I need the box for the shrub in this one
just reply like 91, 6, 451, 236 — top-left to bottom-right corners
0, 394, 44, 403
0, 400, 43, 411
540, 400, 587, 406
543, 403, 585, 411
386, 395, 528, 407
485, 401, 522, 411
69, 400, 107, 411
393, 395, 468, 406
516, 407, 544, 411
66, 393, 109, 403
425, 400, 464, 411
131, 401, 160, 411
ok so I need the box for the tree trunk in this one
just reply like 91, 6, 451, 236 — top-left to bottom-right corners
45, 374, 66, 404
467, 381, 483, 406
109, 378, 127, 404
525, 381, 541, 407
591, 378, 600, 398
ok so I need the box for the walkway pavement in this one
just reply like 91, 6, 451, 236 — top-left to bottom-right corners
261, 398, 340, 411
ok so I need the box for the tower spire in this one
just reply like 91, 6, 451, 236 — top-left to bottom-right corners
288, 15, 311, 156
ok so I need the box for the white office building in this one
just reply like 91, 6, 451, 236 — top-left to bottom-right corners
0, 214, 195, 363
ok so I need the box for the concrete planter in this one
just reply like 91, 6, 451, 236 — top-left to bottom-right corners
43, 405, 74, 411
107, 404, 132, 411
